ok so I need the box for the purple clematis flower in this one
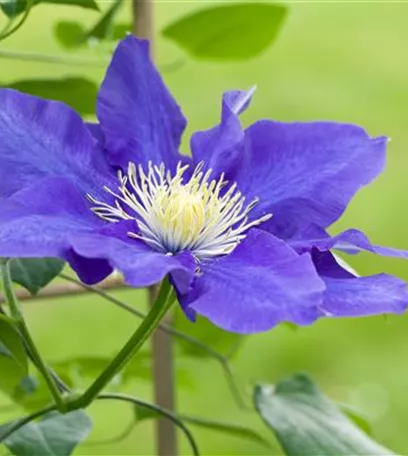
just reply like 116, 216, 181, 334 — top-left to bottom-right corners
0, 35, 407, 333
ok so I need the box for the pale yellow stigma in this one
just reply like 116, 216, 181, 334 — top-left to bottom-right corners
159, 190, 206, 248
87, 161, 272, 259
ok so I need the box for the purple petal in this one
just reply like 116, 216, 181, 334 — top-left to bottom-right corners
235, 121, 387, 238
86, 122, 105, 146
222, 89, 255, 116
65, 250, 113, 285
291, 228, 408, 259
0, 178, 103, 258
313, 251, 408, 317
190, 89, 254, 180
179, 229, 325, 334
70, 221, 196, 289
97, 36, 187, 171
311, 248, 355, 279
0, 89, 115, 199
169, 251, 197, 296
323, 274, 408, 317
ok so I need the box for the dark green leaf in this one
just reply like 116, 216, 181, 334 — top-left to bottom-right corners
9, 371, 72, 412
0, 315, 27, 396
12, 375, 45, 409
2, 410, 92, 455
15, 376, 37, 395
162, 3, 287, 61
0, 0, 27, 17
86, 0, 123, 41
174, 308, 244, 358
43, 0, 98, 10
9, 258, 64, 295
0, 341, 12, 357
54, 21, 85, 49
12, 374, 66, 411
1, 0, 98, 18
54, 0, 123, 48
7, 78, 97, 116
254, 374, 393, 455
0, 314, 27, 373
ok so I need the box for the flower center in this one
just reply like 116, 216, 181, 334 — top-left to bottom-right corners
87, 161, 272, 259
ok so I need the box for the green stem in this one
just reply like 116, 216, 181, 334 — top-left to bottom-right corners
59, 273, 225, 361
59, 273, 248, 409
0, 260, 66, 412
67, 279, 174, 410
97, 393, 199, 456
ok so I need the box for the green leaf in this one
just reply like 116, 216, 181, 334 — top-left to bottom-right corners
86, 0, 122, 41
43, 0, 98, 10
54, 0, 123, 49
9, 258, 64, 295
0, 314, 27, 373
0, 340, 12, 357
2, 410, 92, 455
12, 373, 72, 412
0, 0, 28, 17
54, 21, 85, 49
174, 308, 244, 358
6, 78, 97, 116
1, 0, 98, 18
13, 375, 42, 407
0, 314, 28, 396
162, 3, 287, 61
254, 374, 394, 455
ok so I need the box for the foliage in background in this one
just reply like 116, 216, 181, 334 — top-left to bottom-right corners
0, 0, 401, 455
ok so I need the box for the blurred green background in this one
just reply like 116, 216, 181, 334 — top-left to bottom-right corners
2, 0, 408, 454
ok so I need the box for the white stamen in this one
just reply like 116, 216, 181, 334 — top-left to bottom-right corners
88, 161, 272, 259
